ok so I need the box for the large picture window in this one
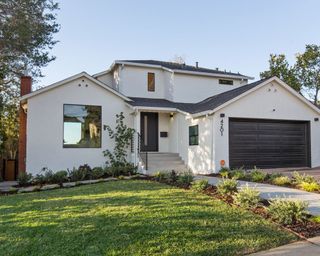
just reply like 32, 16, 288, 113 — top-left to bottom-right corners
189, 125, 199, 146
63, 104, 101, 148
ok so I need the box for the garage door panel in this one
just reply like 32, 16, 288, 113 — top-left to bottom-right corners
229, 118, 310, 169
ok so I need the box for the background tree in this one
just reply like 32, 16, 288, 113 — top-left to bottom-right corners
295, 44, 320, 104
260, 54, 300, 91
0, 0, 60, 159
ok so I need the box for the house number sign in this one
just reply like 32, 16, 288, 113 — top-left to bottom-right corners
220, 119, 224, 136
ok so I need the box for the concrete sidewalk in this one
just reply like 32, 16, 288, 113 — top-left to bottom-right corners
196, 176, 320, 216
250, 237, 320, 255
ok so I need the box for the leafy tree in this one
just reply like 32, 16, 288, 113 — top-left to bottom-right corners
295, 44, 320, 104
260, 54, 300, 91
103, 112, 135, 167
0, 0, 59, 158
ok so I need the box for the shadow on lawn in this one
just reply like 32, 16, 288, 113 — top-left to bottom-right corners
0, 180, 296, 256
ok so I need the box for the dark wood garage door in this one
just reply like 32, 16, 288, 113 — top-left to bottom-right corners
229, 118, 310, 169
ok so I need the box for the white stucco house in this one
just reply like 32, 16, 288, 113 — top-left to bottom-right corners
19, 60, 320, 175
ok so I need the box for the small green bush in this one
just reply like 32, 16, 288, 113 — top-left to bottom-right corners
92, 167, 105, 179
267, 199, 309, 225
118, 175, 125, 180
233, 185, 260, 209
17, 172, 33, 187
292, 171, 316, 185
68, 164, 92, 181
153, 171, 169, 182
51, 170, 68, 185
298, 181, 320, 192
217, 178, 238, 196
250, 169, 267, 182
230, 168, 246, 180
271, 176, 291, 186
167, 170, 178, 183
177, 170, 194, 186
219, 167, 230, 178
191, 179, 209, 192
267, 173, 282, 182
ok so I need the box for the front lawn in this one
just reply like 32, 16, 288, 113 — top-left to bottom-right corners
0, 180, 296, 255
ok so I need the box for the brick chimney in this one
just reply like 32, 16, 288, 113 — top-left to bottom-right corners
18, 76, 32, 173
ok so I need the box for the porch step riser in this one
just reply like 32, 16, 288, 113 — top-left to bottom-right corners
139, 153, 187, 173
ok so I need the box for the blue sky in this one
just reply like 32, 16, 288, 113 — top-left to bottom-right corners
38, 0, 320, 87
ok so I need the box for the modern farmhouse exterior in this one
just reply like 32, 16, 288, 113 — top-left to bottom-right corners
20, 60, 320, 175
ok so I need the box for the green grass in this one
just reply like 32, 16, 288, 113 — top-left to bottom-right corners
0, 180, 296, 256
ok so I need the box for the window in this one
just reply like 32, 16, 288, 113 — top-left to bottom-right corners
189, 125, 199, 146
219, 79, 233, 85
148, 72, 155, 91
63, 104, 101, 148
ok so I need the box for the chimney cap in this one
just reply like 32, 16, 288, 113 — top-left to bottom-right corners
195, 61, 199, 68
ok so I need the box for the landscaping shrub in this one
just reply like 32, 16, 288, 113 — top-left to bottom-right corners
292, 171, 316, 185
271, 176, 291, 186
177, 170, 194, 186
219, 167, 230, 178
17, 172, 33, 187
191, 179, 209, 192
68, 164, 92, 181
230, 168, 246, 180
216, 178, 238, 196
51, 170, 68, 185
267, 199, 309, 225
298, 181, 320, 192
250, 169, 267, 182
154, 171, 169, 182
105, 163, 137, 177
167, 170, 178, 183
92, 167, 105, 179
233, 185, 260, 209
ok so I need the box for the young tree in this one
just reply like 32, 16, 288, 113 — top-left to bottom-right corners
295, 44, 320, 104
260, 54, 300, 91
0, 0, 60, 158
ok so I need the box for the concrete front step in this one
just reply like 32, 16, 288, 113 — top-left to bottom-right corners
140, 152, 187, 174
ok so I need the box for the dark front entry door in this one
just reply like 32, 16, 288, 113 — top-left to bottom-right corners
229, 118, 310, 169
140, 112, 158, 152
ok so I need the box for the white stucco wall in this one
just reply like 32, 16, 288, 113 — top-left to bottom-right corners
120, 66, 170, 99
212, 81, 320, 172
26, 76, 133, 174
173, 113, 213, 174
158, 113, 170, 152
173, 73, 247, 103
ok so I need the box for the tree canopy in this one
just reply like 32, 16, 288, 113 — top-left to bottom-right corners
261, 45, 320, 105
0, 0, 59, 159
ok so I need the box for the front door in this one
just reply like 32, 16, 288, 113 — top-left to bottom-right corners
140, 112, 158, 152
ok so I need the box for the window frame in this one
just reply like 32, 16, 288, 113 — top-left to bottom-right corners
219, 79, 234, 85
63, 103, 102, 149
147, 72, 155, 92
189, 125, 199, 146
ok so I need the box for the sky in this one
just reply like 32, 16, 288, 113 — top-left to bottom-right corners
38, 0, 320, 87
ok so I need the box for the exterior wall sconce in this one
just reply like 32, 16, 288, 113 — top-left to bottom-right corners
315, 118, 319, 122
220, 113, 225, 118
170, 113, 174, 118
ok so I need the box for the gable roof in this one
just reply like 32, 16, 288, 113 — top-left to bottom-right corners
93, 60, 253, 80
117, 60, 252, 79
20, 72, 131, 102
127, 77, 320, 116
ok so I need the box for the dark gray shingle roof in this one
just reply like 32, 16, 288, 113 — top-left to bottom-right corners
120, 60, 250, 78
127, 78, 268, 114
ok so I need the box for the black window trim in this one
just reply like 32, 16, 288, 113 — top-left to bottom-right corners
189, 125, 199, 146
219, 79, 234, 85
63, 103, 102, 149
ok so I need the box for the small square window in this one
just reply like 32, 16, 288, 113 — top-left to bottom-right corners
148, 72, 155, 91
189, 125, 199, 146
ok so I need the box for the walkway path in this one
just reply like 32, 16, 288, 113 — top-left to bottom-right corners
250, 236, 320, 256
196, 176, 320, 216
